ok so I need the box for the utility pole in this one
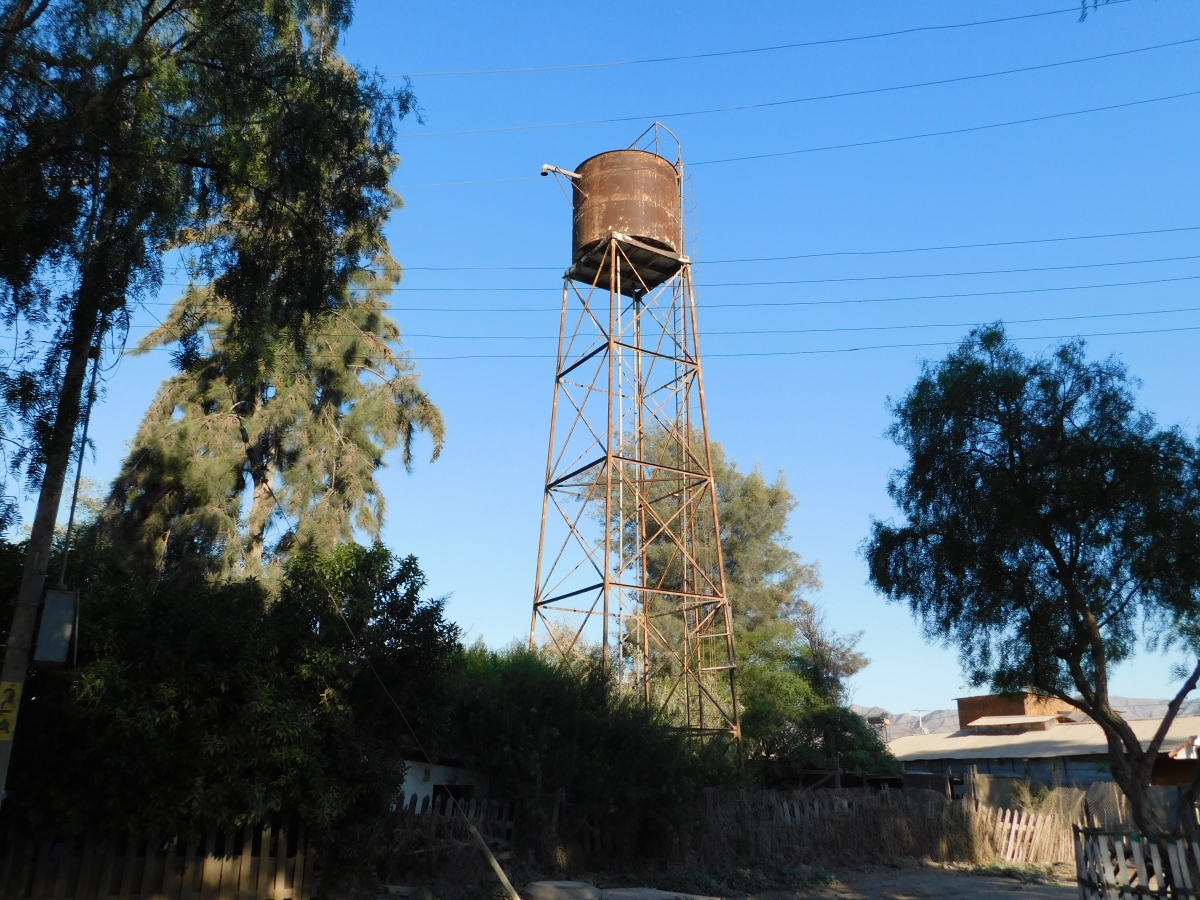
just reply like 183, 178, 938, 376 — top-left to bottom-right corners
0, 318, 103, 806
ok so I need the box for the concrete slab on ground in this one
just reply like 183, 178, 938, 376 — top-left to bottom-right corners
523, 882, 602, 900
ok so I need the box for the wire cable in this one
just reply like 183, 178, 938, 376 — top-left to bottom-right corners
400, 36, 1197, 138
395, 323, 1200, 360
125, 303, 1200, 341
387, 223, 1200, 271
692, 88, 1200, 165
364, 274, 1200, 313
129, 274, 1200, 315
382, 252, 1200, 291
393, 88, 1200, 187
383, 2, 1132, 78
145, 253, 1200, 295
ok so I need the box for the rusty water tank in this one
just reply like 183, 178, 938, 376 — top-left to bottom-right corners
572, 150, 680, 264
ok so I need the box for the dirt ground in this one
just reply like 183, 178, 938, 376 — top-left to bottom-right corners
606, 866, 1081, 900
534, 866, 1080, 900
785, 867, 1077, 900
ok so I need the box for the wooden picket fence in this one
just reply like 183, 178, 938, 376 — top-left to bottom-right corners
393, 796, 516, 846
0, 823, 313, 900
697, 789, 1078, 867
1075, 827, 1200, 899
979, 805, 1074, 864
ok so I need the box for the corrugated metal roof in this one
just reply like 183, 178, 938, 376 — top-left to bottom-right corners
889, 714, 1200, 761
967, 714, 1059, 727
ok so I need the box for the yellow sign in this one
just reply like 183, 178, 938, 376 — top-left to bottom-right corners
0, 682, 22, 740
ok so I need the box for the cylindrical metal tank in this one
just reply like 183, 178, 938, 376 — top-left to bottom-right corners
572, 150, 680, 263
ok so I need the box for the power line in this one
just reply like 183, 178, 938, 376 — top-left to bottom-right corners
138, 273, 1200, 314
393, 88, 1200, 188
698, 224, 1200, 265
692, 88, 1200, 165
383, 2, 1131, 78
400, 37, 1197, 138
368, 305, 1200, 340
127, 306, 1200, 350
341, 274, 1200, 313
707, 323, 1200, 357
393, 324, 1200, 360
396, 252, 1200, 290
389, 224, 1200, 271
125, 321, 1200, 360
146, 253, 1200, 296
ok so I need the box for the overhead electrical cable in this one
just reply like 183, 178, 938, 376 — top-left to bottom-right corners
359, 252, 1200, 291
692, 88, 1200, 165
133, 273, 1200, 312
271, 305, 1200, 341
125, 322, 1200, 359
358, 324, 1200, 360
387, 224, 1200, 271
122, 303, 1200, 340
322, 275, 1200, 313
399, 37, 1198, 138
706, 324, 1200, 357
394, 88, 1200, 188
383, 1, 1132, 77
695, 224, 1200, 264
148, 253, 1200, 295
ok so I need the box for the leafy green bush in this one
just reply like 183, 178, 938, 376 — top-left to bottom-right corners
7, 540, 459, 873
745, 705, 899, 788
440, 645, 733, 868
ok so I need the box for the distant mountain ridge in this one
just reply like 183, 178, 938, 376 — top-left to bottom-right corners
852, 697, 1200, 740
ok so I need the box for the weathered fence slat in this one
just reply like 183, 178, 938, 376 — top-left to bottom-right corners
0, 826, 312, 900
1112, 836, 1130, 892
1178, 838, 1195, 892
270, 826, 286, 900
1073, 828, 1200, 899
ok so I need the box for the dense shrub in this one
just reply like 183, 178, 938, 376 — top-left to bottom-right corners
745, 705, 898, 789
5, 539, 459, 873
440, 645, 734, 868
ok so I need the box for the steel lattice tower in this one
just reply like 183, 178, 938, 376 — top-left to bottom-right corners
530, 128, 740, 741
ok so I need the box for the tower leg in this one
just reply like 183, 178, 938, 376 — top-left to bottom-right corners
530, 235, 740, 743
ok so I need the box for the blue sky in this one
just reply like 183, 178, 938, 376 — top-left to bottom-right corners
77, 0, 1200, 715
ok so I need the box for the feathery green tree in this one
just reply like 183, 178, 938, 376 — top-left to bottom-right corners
866, 326, 1200, 831
630, 436, 879, 775
103, 269, 443, 579
0, 0, 410, 797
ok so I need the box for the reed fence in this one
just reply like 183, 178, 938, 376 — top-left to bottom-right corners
1075, 826, 1200, 899
0, 822, 312, 900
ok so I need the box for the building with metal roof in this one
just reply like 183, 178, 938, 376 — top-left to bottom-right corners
889, 694, 1200, 789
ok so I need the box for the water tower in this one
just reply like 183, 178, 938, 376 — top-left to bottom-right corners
530, 126, 740, 741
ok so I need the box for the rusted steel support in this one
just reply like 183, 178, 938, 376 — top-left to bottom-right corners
531, 128, 740, 744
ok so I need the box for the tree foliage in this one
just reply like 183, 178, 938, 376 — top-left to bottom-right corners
102, 273, 443, 580
866, 325, 1200, 831
0, 3, 414, 791
633, 435, 881, 778
0, 0, 409, 507
8, 540, 459, 869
